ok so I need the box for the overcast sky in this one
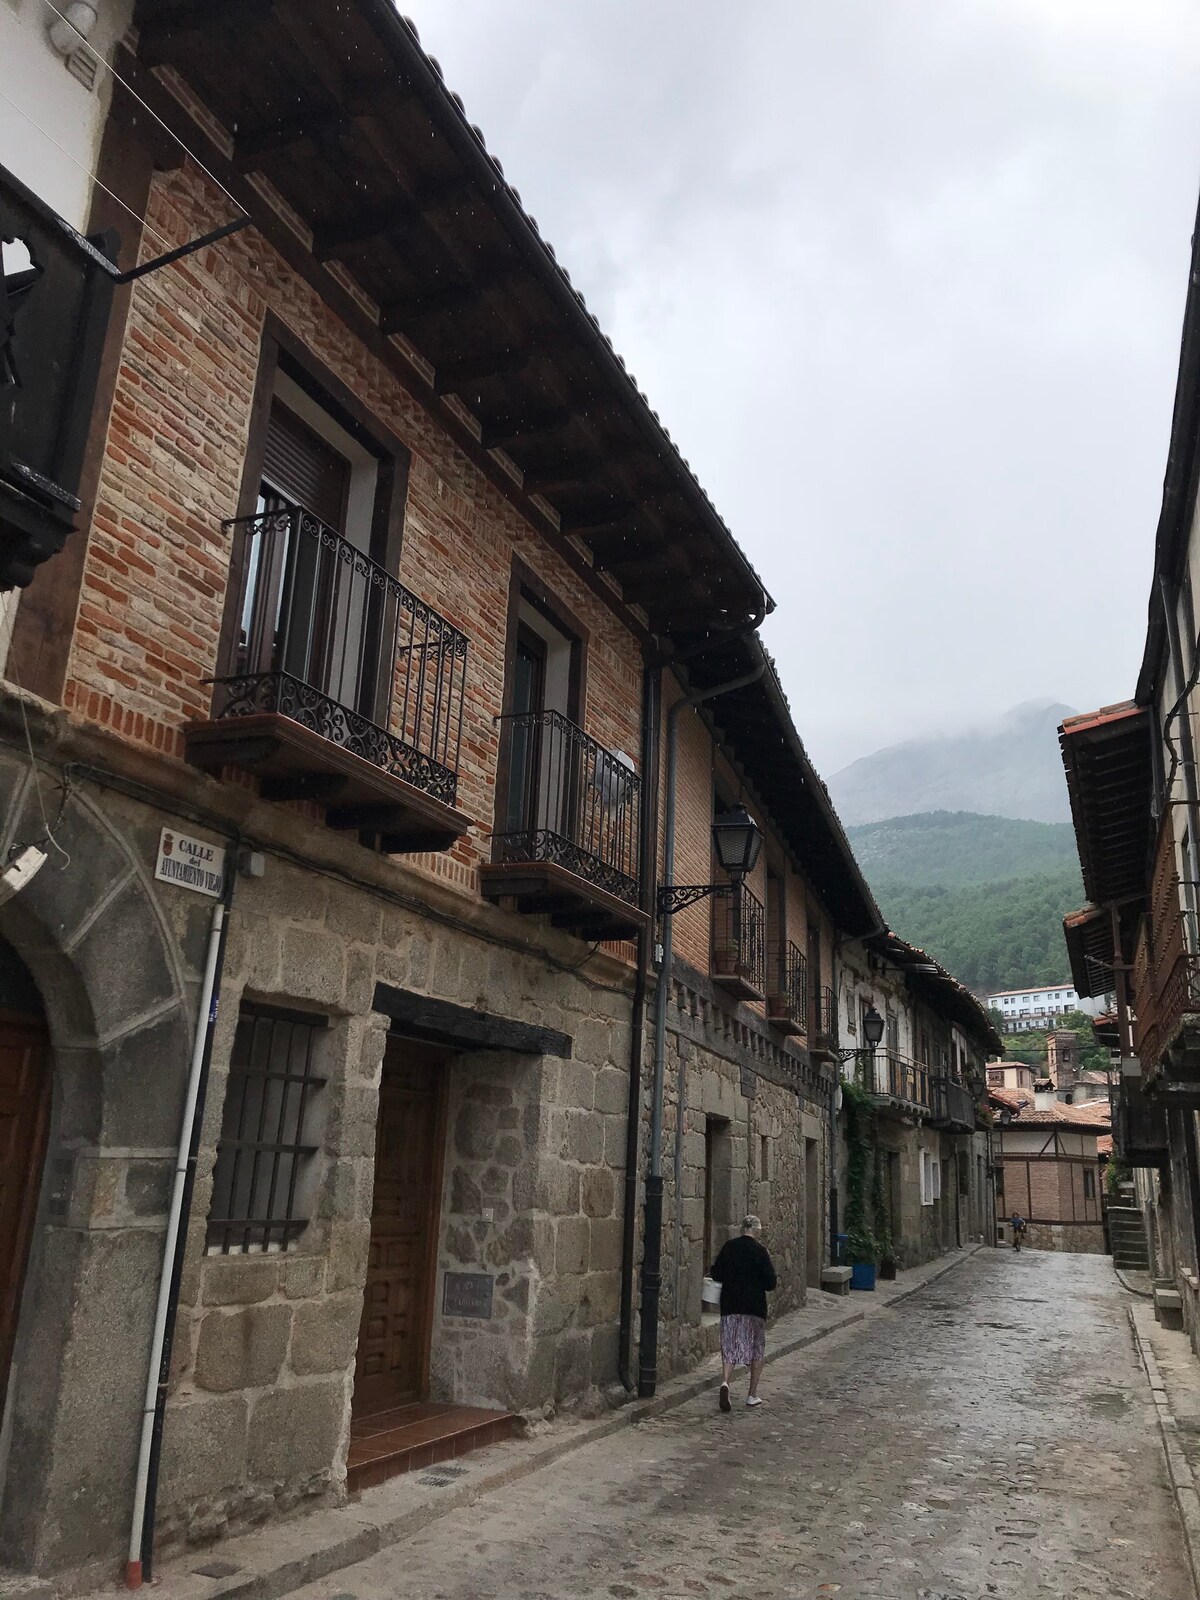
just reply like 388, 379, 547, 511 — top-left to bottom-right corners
403, 1, 1200, 774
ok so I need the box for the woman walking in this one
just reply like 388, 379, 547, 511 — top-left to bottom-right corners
709, 1214, 777, 1411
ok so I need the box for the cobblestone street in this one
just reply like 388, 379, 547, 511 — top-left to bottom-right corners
292, 1251, 1191, 1600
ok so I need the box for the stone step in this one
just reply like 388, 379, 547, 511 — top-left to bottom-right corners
346, 1401, 515, 1493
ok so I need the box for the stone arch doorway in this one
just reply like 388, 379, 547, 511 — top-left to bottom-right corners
0, 939, 49, 1415
0, 768, 195, 1577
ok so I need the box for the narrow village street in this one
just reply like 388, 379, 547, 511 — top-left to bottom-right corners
291, 1252, 1190, 1600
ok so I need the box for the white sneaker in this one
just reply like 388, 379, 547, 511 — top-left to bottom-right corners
746, 1395, 763, 1408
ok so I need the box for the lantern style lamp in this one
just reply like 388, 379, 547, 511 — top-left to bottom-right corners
711, 804, 763, 884
862, 1005, 885, 1049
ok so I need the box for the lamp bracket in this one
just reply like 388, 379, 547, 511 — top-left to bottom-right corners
657, 882, 735, 918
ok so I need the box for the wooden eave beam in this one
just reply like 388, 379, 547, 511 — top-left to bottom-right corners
521, 452, 631, 495
380, 282, 483, 334
232, 108, 355, 171
312, 175, 473, 260
557, 499, 638, 539
137, 0, 276, 62
479, 405, 572, 451
433, 348, 528, 395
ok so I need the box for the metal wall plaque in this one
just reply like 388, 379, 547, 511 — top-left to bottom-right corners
155, 828, 226, 898
442, 1271, 494, 1320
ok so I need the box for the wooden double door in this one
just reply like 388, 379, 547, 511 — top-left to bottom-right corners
0, 1009, 50, 1412
353, 1038, 448, 1416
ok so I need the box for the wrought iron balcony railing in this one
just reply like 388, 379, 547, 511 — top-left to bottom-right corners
490, 709, 641, 909
767, 938, 807, 1034
712, 883, 767, 999
186, 505, 469, 846
812, 984, 838, 1047
866, 1051, 933, 1113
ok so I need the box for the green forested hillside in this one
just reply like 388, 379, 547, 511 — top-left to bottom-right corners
846, 811, 1078, 887
846, 813, 1083, 995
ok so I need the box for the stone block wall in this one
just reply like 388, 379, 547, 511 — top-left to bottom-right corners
643, 963, 827, 1382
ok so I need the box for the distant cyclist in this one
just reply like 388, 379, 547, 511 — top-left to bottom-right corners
1011, 1212, 1027, 1252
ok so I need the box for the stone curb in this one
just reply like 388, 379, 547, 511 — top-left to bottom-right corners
1128, 1305, 1200, 1600
106, 1246, 981, 1600
1116, 1266, 1155, 1300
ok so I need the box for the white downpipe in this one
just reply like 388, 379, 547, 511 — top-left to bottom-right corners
125, 900, 225, 1588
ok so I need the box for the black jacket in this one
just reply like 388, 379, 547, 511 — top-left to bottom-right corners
710, 1234, 777, 1319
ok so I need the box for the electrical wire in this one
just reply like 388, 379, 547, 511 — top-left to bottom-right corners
36, 0, 248, 225
0, 87, 177, 256
10, 684, 71, 867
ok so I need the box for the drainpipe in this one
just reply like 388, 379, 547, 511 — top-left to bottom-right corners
126, 865, 236, 1587
618, 659, 661, 1389
637, 651, 766, 1398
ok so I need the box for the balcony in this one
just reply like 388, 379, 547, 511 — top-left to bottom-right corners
1113, 1079, 1168, 1168
185, 507, 471, 850
1, 162, 116, 589
481, 710, 646, 941
810, 985, 839, 1057
930, 1076, 978, 1133
866, 1052, 933, 1119
711, 884, 766, 1000
1132, 817, 1200, 1104
767, 939, 807, 1036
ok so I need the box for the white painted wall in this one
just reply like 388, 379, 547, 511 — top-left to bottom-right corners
0, 0, 132, 230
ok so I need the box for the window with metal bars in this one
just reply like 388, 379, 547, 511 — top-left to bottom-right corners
207, 1004, 328, 1253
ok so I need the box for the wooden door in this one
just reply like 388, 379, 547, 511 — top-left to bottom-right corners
0, 1008, 50, 1411
353, 1038, 446, 1416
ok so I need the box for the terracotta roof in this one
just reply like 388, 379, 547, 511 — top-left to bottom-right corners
1097, 1135, 1113, 1156
989, 1087, 1034, 1112
1066, 1099, 1112, 1123
1005, 1102, 1111, 1130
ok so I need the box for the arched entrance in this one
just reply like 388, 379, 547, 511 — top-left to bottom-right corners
0, 939, 49, 1413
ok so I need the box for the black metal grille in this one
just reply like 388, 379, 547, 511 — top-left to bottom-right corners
207, 1005, 328, 1253
813, 985, 837, 1043
712, 884, 766, 994
214, 505, 468, 805
493, 709, 642, 905
767, 936, 807, 1028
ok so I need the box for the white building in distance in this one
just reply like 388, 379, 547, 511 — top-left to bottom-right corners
986, 984, 1108, 1032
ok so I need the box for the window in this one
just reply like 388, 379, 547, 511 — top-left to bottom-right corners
207, 1005, 328, 1253
222, 333, 410, 734
920, 1148, 941, 1206
760, 1134, 770, 1182
1083, 1168, 1096, 1200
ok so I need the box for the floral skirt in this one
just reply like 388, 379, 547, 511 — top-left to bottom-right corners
720, 1313, 766, 1367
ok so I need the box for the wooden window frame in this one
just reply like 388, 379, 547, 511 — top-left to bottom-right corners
492, 556, 589, 856
215, 314, 412, 691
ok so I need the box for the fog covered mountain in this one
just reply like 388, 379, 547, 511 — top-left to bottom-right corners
828, 701, 1076, 826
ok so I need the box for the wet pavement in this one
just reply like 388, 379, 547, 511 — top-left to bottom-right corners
294, 1249, 1191, 1600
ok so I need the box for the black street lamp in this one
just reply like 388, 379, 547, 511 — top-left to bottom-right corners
657, 805, 764, 917
862, 1005, 885, 1050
